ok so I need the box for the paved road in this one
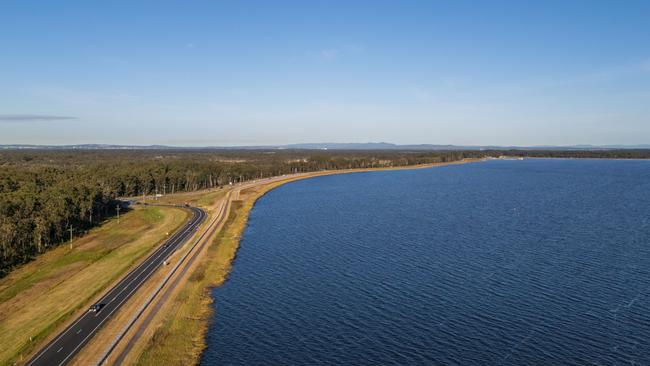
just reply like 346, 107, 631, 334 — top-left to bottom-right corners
110, 192, 233, 365
26, 206, 207, 366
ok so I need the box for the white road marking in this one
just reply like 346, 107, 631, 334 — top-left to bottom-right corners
29, 207, 207, 366
26, 312, 90, 365
58, 209, 207, 366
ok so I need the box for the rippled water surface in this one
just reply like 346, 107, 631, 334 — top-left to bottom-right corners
201, 159, 650, 365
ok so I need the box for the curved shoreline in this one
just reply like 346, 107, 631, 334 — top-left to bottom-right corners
196, 159, 484, 358
132, 158, 484, 365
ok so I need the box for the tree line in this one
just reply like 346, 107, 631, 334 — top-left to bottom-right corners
0, 149, 475, 275
1, 148, 648, 276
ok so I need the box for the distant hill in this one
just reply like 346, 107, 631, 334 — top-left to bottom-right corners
2, 143, 650, 151
286, 142, 650, 150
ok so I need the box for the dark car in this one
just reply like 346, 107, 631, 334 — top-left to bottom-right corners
89, 303, 104, 313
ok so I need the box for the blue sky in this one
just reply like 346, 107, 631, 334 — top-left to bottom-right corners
1, 0, 649, 146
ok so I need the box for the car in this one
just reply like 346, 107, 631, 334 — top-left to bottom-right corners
89, 303, 104, 313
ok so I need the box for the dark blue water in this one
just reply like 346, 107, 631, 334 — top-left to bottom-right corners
201, 159, 650, 365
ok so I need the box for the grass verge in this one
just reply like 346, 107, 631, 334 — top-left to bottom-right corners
150, 189, 227, 209
0, 206, 188, 365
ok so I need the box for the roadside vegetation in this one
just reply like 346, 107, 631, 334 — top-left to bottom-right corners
153, 187, 227, 209
0, 205, 187, 365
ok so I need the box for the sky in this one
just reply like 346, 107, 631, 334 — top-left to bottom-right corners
1, 0, 649, 146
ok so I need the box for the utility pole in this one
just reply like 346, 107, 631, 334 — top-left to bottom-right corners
116, 204, 121, 224
69, 225, 73, 249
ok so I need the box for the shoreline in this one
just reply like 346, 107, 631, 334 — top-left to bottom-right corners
123, 158, 484, 365
176, 158, 484, 364
524, 156, 650, 161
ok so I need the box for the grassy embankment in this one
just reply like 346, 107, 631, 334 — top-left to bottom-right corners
0, 205, 188, 365
152, 188, 227, 208
134, 180, 289, 365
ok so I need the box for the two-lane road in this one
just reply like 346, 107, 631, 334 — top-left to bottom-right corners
27, 206, 207, 366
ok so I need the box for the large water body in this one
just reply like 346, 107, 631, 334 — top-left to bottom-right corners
201, 159, 650, 365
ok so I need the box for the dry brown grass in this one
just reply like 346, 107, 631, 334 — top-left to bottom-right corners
143, 189, 227, 210
0, 206, 188, 365
133, 183, 283, 365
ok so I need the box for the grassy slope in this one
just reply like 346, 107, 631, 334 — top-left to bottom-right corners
152, 188, 227, 208
135, 182, 283, 365
0, 206, 188, 365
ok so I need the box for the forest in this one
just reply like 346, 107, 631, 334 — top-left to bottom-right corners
1, 148, 649, 276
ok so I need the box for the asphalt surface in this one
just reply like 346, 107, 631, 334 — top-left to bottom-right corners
26, 205, 207, 366
111, 193, 232, 365
107, 183, 278, 363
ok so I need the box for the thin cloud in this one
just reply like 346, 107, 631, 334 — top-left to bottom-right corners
641, 58, 650, 72
319, 44, 363, 62
320, 48, 340, 61
411, 87, 433, 102
0, 114, 77, 122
